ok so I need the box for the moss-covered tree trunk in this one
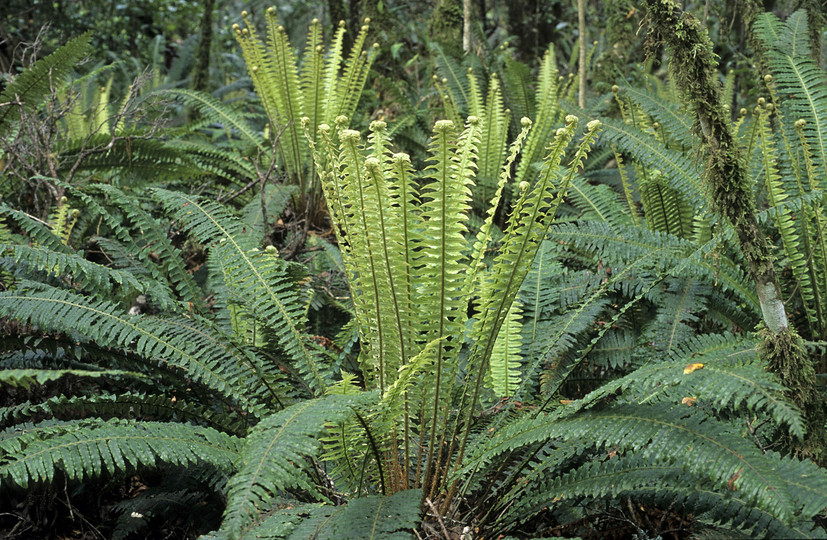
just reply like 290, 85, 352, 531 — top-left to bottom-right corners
429, 0, 464, 58
190, 0, 215, 93
644, 0, 825, 462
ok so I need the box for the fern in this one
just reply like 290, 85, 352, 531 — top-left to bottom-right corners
153, 188, 332, 394
0, 32, 92, 134
219, 393, 370, 538
0, 282, 271, 415
0, 418, 241, 489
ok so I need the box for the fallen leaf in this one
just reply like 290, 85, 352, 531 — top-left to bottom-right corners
683, 362, 704, 374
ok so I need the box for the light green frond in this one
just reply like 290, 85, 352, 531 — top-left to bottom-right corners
475, 75, 510, 211
487, 299, 523, 398
299, 19, 324, 148
515, 45, 563, 185
331, 23, 377, 122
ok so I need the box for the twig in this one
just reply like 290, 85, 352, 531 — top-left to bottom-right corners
425, 497, 452, 539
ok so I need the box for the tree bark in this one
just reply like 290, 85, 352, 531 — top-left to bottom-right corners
190, 0, 215, 92
578, 0, 587, 108
429, 0, 464, 58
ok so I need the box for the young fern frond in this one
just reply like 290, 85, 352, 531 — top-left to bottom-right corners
755, 105, 818, 331
514, 45, 565, 185
754, 10, 827, 185
234, 11, 376, 203
475, 75, 510, 211
487, 299, 524, 399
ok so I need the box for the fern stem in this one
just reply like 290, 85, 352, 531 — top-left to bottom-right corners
352, 408, 386, 495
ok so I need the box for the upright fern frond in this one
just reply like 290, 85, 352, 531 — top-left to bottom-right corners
234, 10, 376, 207
754, 10, 827, 187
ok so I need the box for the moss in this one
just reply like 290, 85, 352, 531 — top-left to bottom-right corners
760, 328, 826, 463
428, 0, 464, 59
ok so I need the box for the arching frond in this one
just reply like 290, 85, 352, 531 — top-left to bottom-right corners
0, 419, 241, 490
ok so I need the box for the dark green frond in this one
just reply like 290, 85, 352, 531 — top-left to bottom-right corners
220, 393, 370, 539
0, 282, 270, 415
0, 418, 240, 489
153, 88, 266, 152
153, 188, 331, 394
0, 32, 92, 134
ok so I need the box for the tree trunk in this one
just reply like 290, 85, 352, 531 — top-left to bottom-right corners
578, 0, 587, 108
429, 0, 464, 58
190, 0, 215, 92
645, 0, 826, 463
463, 0, 471, 53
